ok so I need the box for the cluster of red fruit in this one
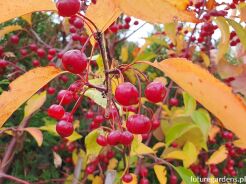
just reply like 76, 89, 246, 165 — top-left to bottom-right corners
190, 129, 245, 178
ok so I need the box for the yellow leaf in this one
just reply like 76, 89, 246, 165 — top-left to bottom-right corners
114, 0, 199, 24
53, 151, 62, 168
165, 0, 189, 10
21, 13, 32, 25
92, 176, 103, 184
72, 149, 86, 167
24, 91, 46, 117
0, 25, 23, 38
163, 150, 188, 161
154, 165, 167, 184
182, 142, 198, 168
122, 174, 137, 184
200, 51, 210, 67
121, 46, 128, 63
206, 145, 228, 165
233, 139, 246, 149
66, 131, 82, 142
0, 0, 56, 24
131, 143, 155, 156
153, 142, 165, 151
40, 124, 58, 136
107, 158, 118, 170
164, 22, 177, 44
62, 17, 70, 34
144, 58, 246, 144
0, 67, 63, 128
214, 17, 230, 63
24, 127, 43, 146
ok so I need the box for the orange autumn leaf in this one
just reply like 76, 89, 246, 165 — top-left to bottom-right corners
0, 25, 23, 38
115, 0, 199, 24
209, 125, 221, 141
206, 0, 216, 10
0, 67, 63, 128
0, 0, 56, 24
144, 58, 246, 144
86, 0, 199, 34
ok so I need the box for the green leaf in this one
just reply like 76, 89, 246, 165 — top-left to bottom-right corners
133, 51, 156, 62
165, 122, 196, 146
183, 92, 196, 115
84, 89, 107, 109
214, 17, 230, 63
85, 129, 102, 156
191, 109, 211, 141
182, 142, 198, 168
174, 166, 200, 184
227, 19, 246, 50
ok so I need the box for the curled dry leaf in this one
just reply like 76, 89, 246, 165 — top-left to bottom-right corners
144, 58, 246, 144
0, 66, 63, 128
24, 127, 43, 147
0, 0, 56, 24
53, 151, 62, 168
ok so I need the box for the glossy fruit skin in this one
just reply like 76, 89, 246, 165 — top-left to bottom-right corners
96, 135, 108, 146
145, 82, 166, 103
47, 87, 56, 95
85, 164, 96, 174
169, 98, 179, 106
120, 131, 134, 145
57, 90, 74, 105
152, 119, 160, 130
61, 112, 74, 122
140, 166, 148, 177
107, 130, 122, 146
56, 120, 74, 137
62, 50, 87, 74
56, 0, 81, 17
115, 82, 139, 106
36, 48, 46, 58
140, 178, 149, 184
10, 35, 19, 44
0, 59, 8, 68
94, 115, 104, 124
122, 173, 133, 183
48, 104, 65, 119
126, 114, 151, 134
32, 59, 40, 67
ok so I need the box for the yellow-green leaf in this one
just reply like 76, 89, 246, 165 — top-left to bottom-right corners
214, 17, 230, 63
66, 131, 82, 142
227, 19, 246, 50
121, 46, 128, 63
21, 13, 32, 25
0, 25, 23, 38
0, 0, 56, 24
154, 165, 167, 184
24, 127, 43, 146
0, 66, 63, 128
164, 22, 177, 44
24, 91, 46, 117
144, 58, 246, 144
182, 142, 198, 167
85, 129, 102, 156
206, 145, 228, 165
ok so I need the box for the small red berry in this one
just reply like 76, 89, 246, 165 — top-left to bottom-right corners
126, 114, 151, 134
140, 166, 148, 177
48, 104, 65, 119
152, 119, 160, 130
145, 82, 166, 103
122, 173, 133, 183
140, 178, 149, 184
62, 50, 87, 74
85, 164, 96, 174
169, 98, 179, 106
10, 35, 19, 44
94, 115, 104, 124
57, 90, 74, 105
115, 82, 139, 106
120, 131, 134, 146
48, 48, 56, 55
96, 135, 108, 146
170, 174, 178, 184
32, 59, 40, 67
56, 0, 81, 17
107, 130, 122, 146
56, 120, 74, 137
47, 87, 56, 95
125, 17, 131, 23
36, 48, 46, 58
61, 112, 74, 122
